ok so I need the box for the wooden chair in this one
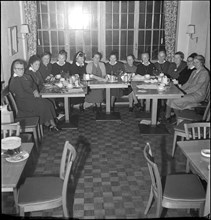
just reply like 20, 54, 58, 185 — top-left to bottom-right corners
144, 143, 205, 218
1, 122, 20, 138
172, 101, 210, 157
6, 92, 43, 150
177, 100, 210, 125
184, 122, 210, 173
17, 141, 77, 217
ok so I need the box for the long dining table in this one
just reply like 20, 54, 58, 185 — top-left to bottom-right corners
177, 140, 210, 216
88, 79, 128, 121
131, 80, 184, 134
40, 85, 87, 129
1, 142, 34, 213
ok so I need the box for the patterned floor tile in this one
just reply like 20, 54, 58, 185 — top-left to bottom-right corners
2, 107, 204, 218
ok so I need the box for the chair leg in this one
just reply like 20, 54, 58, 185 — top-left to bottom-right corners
37, 125, 41, 143
156, 198, 163, 218
40, 125, 44, 137
186, 159, 190, 173
19, 207, 25, 216
144, 186, 154, 215
172, 132, 178, 157
13, 188, 19, 213
199, 203, 204, 217
33, 129, 39, 151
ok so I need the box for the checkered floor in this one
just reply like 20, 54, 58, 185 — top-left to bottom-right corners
2, 106, 204, 218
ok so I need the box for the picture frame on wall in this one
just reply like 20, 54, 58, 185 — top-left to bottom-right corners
8, 26, 18, 56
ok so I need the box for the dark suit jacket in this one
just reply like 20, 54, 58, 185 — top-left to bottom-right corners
167, 60, 187, 79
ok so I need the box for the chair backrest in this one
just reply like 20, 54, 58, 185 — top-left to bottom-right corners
6, 92, 18, 118
143, 143, 163, 200
60, 141, 77, 217
1, 122, 20, 138
204, 83, 210, 103
184, 122, 211, 140
202, 101, 210, 122
60, 141, 77, 180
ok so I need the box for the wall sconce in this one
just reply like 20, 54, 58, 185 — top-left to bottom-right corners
18, 24, 30, 40
186, 24, 198, 43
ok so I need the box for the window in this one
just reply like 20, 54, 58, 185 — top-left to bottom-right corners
37, 1, 165, 62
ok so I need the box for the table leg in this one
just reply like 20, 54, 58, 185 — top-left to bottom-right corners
106, 88, 111, 113
204, 171, 210, 216
151, 99, 158, 126
64, 97, 69, 123
13, 188, 19, 213
145, 99, 150, 112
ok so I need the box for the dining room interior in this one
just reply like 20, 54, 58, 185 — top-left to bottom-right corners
1, 1, 210, 218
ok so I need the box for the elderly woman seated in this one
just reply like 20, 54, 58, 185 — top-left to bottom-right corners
165, 55, 210, 122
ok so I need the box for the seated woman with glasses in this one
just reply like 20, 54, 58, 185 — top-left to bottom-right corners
165, 55, 210, 122
51, 50, 71, 78
124, 54, 141, 112
69, 51, 87, 111
105, 51, 125, 111
9, 59, 61, 131
85, 52, 106, 112
38, 51, 52, 81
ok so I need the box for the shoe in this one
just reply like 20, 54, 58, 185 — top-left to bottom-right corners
129, 107, 133, 112
49, 125, 62, 132
134, 102, 141, 109
79, 104, 84, 112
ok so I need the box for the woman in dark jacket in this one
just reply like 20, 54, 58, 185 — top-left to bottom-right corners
39, 51, 52, 81
105, 52, 125, 111
9, 59, 60, 131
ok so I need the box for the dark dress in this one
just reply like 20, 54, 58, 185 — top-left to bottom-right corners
39, 62, 52, 81
136, 62, 155, 76
9, 74, 56, 124
25, 69, 44, 92
51, 62, 71, 78
177, 66, 196, 85
154, 61, 171, 75
85, 62, 104, 103
105, 62, 125, 97
69, 62, 87, 104
123, 63, 137, 95
167, 60, 187, 79
69, 62, 87, 79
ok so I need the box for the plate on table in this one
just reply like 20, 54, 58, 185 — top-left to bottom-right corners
137, 89, 147, 93
201, 149, 210, 158
1, 137, 21, 150
6, 150, 29, 163
107, 80, 118, 83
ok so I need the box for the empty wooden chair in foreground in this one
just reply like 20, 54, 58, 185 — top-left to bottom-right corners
171, 101, 210, 157
1, 122, 20, 138
184, 122, 210, 172
144, 143, 205, 218
17, 141, 77, 217
5, 92, 43, 150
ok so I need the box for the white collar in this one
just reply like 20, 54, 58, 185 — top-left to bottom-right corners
76, 62, 84, 67
57, 61, 66, 66
13, 73, 18, 77
29, 67, 36, 72
142, 61, 150, 65
109, 61, 117, 65
158, 60, 166, 64
189, 66, 195, 70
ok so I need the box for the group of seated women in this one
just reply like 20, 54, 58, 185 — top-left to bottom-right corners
8, 48, 210, 131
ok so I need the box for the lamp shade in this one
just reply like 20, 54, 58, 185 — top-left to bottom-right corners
186, 25, 195, 34
20, 24, 29, 34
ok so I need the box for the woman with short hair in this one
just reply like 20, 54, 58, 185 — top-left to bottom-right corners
39, 51, 52, 81
165, 55, 210, 120
51, 49, 71, 78
105, 52, 125, 111
85, 52, 106, 112
9, 59, 60, 131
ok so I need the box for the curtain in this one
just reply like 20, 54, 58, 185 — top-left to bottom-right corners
163, 1, 178, 62
23, 1, 37, 58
